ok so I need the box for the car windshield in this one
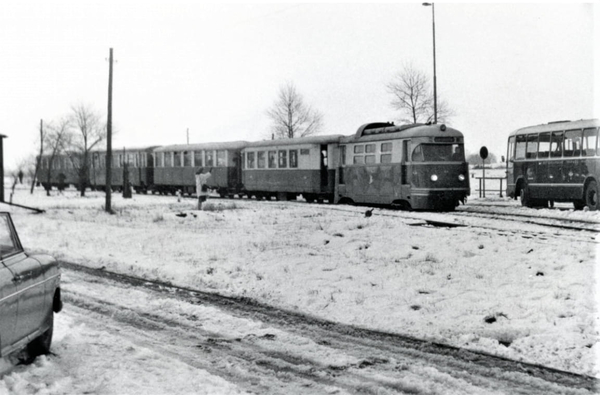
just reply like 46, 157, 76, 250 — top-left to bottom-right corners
412, 144, 464, 162
0, 214, 20, 258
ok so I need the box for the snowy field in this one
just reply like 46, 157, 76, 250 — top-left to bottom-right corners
0, 175, 598, 393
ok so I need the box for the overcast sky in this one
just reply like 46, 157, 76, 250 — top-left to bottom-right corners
1, 2, 596, 170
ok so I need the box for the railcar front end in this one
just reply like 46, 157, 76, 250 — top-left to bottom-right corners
337, 122, 469, 211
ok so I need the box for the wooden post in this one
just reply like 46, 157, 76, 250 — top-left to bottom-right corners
106, 48, 113, 212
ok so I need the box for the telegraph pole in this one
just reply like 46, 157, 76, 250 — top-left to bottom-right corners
106, 48, 113, 212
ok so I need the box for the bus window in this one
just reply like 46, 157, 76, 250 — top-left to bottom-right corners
564, 129, 582, 157
507, 136, 515, 161
583, 128, 598, 157
515, 135, 527, 159
537, 133, 551, 158
526, 134, 538, 159
550, 132, 563, 158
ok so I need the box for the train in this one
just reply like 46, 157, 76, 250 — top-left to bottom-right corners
37, 122, 470, 211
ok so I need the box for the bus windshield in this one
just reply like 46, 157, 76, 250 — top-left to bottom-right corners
412, 144, 464, 162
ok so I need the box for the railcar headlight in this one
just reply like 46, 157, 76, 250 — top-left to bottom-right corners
458, 174, 465, 181
430, 174, 438, 182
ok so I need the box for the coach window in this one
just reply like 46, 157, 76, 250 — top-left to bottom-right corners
216, 150, 226, 166
278, 150, 287, 168
515, 135, 527, 160
537, 133, 551, 158
525, 134, 538, 159
166, 152, 173, 167
247, 152, 255, 169
583, 128, 598, 157
194, 151, 203, 167
289, 150, 298, 168
174, 151, 182, 167
257, 151, 266, 168
268, 151, 277, 168
184, 151, 192, 167
206, 151, 214, 167
550, 132, 564, 158
564, 129, 582, 157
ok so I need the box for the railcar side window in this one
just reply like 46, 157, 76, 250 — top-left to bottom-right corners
257, 152, 266, 168
550, 132, 564, 158
206, 151, 214, 167
526, 134, 538, 159
300, 149, 310, 155
381, 142, 392, 152
354, 145, 364, 154
380, 154, 392, 163
247, 152, 255, 169
194, 151, 203, 167
268, 151, 277, 168
289, 150, 298, 168
365, 144, 376, 154
515, 135, 527, 159
0, 215, 20, 258
278, 150, 287, 168
537, 133, 551, 158
564, 129, 582, 157
583, 128, 598, 157
353, 156, 365, 165
365, 155, 376, 164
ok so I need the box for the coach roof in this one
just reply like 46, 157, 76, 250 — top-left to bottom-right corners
243, 134, 344, 148
155, 141, 249, 152
342, 122, 463, 143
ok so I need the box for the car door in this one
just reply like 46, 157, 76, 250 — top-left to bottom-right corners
0, 213, 46, 342
0, 260, 19, 355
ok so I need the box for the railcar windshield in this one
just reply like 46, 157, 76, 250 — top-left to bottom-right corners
412, 143, 464, 162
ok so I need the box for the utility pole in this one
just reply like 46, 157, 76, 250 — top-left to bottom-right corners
106, 48, 113, 213
31, 119, 43, 194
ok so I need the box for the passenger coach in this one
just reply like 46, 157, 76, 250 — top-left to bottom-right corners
241, 135, 343, 202
90, 146, 158, 193
153, 141, 247, 196
506, 119, 600, 210
336, 122, 470, 210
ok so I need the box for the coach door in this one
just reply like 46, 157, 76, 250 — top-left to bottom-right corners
399, 140, 411, 198
320, 145, 328, 188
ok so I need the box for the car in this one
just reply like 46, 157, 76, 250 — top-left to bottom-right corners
0, 212, 62, 363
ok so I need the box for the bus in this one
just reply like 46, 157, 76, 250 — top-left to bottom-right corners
506, 119, 600, 210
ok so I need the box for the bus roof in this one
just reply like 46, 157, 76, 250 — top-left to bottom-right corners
508, 119, 600, 137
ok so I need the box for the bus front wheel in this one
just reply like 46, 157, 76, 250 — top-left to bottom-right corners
584, 181, 599, 211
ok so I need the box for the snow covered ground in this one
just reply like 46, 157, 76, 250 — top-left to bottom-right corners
0, 175, 598, 393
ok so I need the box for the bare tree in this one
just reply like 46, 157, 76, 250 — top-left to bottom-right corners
67, 103, 106, 196
386, 64, 454, 124
43, 117, 71, 196
266, 82, 324, 139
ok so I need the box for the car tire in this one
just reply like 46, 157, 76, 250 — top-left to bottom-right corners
28, 311, 54, 357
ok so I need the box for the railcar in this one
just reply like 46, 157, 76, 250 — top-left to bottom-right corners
336, 122, 470, 210
153, 141, 247, 196
506, 119, 600, 210
37, 153, 81, 191
241, 135, 343, 202
89, 146, 159, 192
